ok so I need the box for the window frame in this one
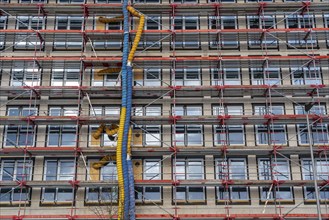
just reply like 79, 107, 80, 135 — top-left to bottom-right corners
212, 105, 245, 146
172, 105, 203, 147
254, 105, 287, 145
4, 107, 37, 147
173, 158, 205, 204
89, 106, 121, 147
210, 68, 241, 86
135, 159, 162, 203
291, 67, 322, 85
0, 16, 7, 50
47, 107, 78, 147
86, 159, 118, 204
215, 158, 249, 203
258, 157, 293, 202
295, 105, 328, 145
173, 68, 202, 86
42, 159, 75, 204
172, 16, 200, 49
133, 106, 162, 147
51, 68, 81, 86
54, 16, 84, 50
250, 67, 282, 86
301, 158, 329, 202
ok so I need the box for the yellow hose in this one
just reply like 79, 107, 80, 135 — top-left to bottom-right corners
127, 6, 145, 63
98, 16, 124, 23
92, 155, 117, 169
116, 107, 126, 219
105, 124, 119, 136
92, 124, 105, 139
127, 127, 132, 156
96, 68, 121, 76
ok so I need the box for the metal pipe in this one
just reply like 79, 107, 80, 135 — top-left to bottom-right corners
306, 112, 322, 220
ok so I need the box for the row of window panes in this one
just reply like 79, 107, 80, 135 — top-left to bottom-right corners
4, 104, 328, 147
0, 0, 322, 3
1, 14, 328, 31
1, 157, 328, 203
7, 67, 324, 87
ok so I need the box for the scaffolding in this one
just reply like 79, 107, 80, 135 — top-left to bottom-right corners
0, 0, 329, 219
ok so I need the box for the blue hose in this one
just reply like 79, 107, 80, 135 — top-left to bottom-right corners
128, 158, 136, 219
122, 0, 130, 218
127, 65, 136, 220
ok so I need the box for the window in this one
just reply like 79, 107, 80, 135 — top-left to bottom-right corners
172, 16, 199, 49
134, 68, 161, 86
215, 158, 249, 202
295, 105, 328, 145
51, 67, 80, 86
246, 0, 272, 2
133, 16, 161, 49
173, 68, 201, 86
246, 15, 277, 48
250, 68, 281, 85
248, 33, 278, 49
42, 159, 75, 204
247, 15, 275, 29
325, 14, 329, 46
10, 62, 41, 86
133, 106, 162, 147
58, 0, 84, 3
172, 0, 198, 3
174, 158, 205, 203
92, 68, 121, 86
287, 32, 318, 49
173, 106, 203, 146
0, 159, 32, 204
286, 14, 315, 28
93, 15, 123, 50
211, 68, 241, 85
213, 106, 244, 145
95, 0, 121, 2
254, 105, 287, 145
209, 16, 237, 30
89, 106, 120, 147
4, 107, 37, 147
134, 0, 159, 2
0, 16, 7, 50
208, 0, 235, 2
291, 66, 322, 85
20, 0, 47, 2
54, 16, 83, 50
86, 159, 117, 204
302, 159, 329, 201
48, 107, 78, 146
209, 16, 238, 49
135, 159, 162, 203
15, 16, 45, 49
258, 158, 293, 201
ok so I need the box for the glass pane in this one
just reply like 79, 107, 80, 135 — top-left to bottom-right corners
188, 187, 204, 200
57, 188, 73, 201
87, 188, 99, 201
144, 187, 161, 200
2, 162, 15, 181
62, 133, 77, 146
0, 188, 11, 201
43, 188, 56, 201
59, 161, 74, 180
176, 187, 186, 200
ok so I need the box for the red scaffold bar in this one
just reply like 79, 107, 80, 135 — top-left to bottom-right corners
1, 27, 329, 34
2, 213, 329, 219
0, 55, 328, 62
